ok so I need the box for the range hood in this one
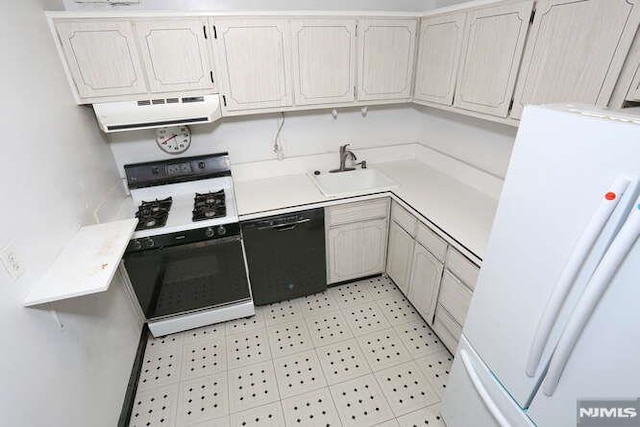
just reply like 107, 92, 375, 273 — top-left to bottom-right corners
93, 94, 222, 133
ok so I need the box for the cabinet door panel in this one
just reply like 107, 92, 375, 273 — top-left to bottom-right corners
386, 221, 414, 294
55, 20, 147, 99
357, 19, 417, 101
291, 19, 356, 105
328, 219, 387, 284
135, 19, 214, 93
454, 1, 533, 117
511, 0, 640, 119
408, 244, 444, 325
214, 19, 293, 111
414, 12, 466, 106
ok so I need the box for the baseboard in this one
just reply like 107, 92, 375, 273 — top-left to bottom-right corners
118, 325, 149, 427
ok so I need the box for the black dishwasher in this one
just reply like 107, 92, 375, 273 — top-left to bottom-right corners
241, 208, 326, 305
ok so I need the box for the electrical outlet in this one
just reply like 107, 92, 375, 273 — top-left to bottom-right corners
1, 245, 25, 281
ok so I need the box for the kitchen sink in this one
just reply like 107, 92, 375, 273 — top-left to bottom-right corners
310, 168, 398, 197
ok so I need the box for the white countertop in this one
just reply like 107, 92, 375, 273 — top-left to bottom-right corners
234, 159, 499, 260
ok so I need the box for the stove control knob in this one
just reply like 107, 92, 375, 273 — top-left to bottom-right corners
143, 237, 155, 248
198, 161, 206, 170
204, 227, 215, 238
217, 225, 227, 236
151, 167, 160, 175
130, 239, 142, 251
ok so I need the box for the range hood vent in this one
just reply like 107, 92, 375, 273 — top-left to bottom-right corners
93, 94, 222, 133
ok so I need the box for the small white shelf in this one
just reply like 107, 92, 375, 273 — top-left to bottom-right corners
24, 218, 138, 307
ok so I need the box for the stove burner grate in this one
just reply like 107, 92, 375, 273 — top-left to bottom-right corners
134, 197, 172, 231
193, 190, 226, 222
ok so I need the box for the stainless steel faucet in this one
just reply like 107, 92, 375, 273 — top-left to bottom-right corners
330, 143, 364, 173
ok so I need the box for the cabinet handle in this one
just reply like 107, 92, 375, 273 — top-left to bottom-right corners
210, 71, 214, 84
203, 25, 208, 39
222, 95, 227, 107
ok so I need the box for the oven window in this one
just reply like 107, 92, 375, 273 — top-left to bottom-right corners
124, 238, 250, 319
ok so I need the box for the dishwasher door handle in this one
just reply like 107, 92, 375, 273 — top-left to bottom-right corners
258, 218, 311, 231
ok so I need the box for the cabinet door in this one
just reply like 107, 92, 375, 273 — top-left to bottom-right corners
386, 221, 415, 295
453, 1, 533, 117
134, 19, 215, 94
408, 244, 444, 325
291, 19, 356, 106
511, 0, 640, 119
327, 219, 388, 284
213, 19, 293, 111
413, 12, 466, 106
55, 20, 147, 99
357, 19, 417, 101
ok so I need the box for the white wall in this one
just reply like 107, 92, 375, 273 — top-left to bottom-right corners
415, 105, 517, 178
63, 0, 438, 11
109, 105, 425, 176
0, 2, 142, 426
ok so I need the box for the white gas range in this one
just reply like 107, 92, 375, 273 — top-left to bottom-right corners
122, 153, 254, 337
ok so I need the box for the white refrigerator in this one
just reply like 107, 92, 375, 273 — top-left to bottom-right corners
442, 105, 640, 426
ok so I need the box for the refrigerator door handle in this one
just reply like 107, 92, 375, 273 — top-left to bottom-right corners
461, 349, 511, 427
525, 177, 630, 377
542, 198, 640, 396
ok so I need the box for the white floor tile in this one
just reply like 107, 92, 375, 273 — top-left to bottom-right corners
145, 333, 184, 356
266, 319, 314, 358
187, 416, 230, 427
375, 420, 401, 427
330, 374, 395, 427
129, 383, 179, 427
181, 338, 227, 380
329, 281, 373, 309
317, 338, 372, 385
377, 294, 423, 327
259, 299, 304, 326
297, 290, 340, 316
415, 350, 453, 399
343, 301, 392, 336
273, 349, 327, 399
227, 361, 279, 413
357, 328, 413, 371
374, 361, 439, 417
304, 309, 354, 347
139, 347, 182, 391
396, 404, 445, 427
228, 401, 285, 427
183, 324, 226, 344
367, 276, 404, 301
225, 312, 266, 336
177, 372, 228, 425
226, 328, 272, 370
394, 320, 448, 359
281, 388, 342, 427
132, 276, 456, 427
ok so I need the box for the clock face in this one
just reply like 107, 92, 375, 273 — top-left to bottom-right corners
156, 125, 191, 154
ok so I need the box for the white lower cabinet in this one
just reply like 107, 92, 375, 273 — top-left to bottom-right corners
326, 199, 390, 284
386, 221, 415, 294
408, 243, 444, 323
386, 201, 479, 353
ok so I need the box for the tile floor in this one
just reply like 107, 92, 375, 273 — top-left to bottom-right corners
129, 276, 452, 427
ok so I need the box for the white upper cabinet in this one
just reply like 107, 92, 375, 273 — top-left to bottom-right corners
413, 12, 466, 106
357, 19, 417, 101
511, 0, 640, 119
134, 19, 215, 94
55, 20, 147, 99
454, 1, 533, 117
213, 18, 293, 112
291, 19, 356, 106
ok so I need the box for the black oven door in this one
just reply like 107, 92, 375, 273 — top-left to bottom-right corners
123, 235, 251, 320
